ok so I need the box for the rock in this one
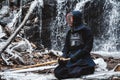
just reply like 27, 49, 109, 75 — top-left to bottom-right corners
113, 64, 120, 72
10, 0, 21, 7
42, 0, 57, 48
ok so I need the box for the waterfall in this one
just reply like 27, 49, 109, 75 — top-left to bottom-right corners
101, 0, 120, 52
37, 0, 43, 44
51, 0, 80, 50
51, 0, 120, 53
94, 0, 120, 52
51, 0, 67, 50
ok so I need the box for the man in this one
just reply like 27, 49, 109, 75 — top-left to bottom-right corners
54, 11, 96, 79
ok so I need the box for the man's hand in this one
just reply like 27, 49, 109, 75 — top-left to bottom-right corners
59, 57, 70, 61
58, 57, 70, 65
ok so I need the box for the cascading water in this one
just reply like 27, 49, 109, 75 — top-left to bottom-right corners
100, 0, 120, 52
51, 0, 67, 50
92, 0, 120, 54
51, 0, 82, 50
51, 0, 120, 55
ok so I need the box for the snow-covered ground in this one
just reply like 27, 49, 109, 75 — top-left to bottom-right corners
0, 72, 56, 80
1, 69, 120, 80
1, 57, 119, 80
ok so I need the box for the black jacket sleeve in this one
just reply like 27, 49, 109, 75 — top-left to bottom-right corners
62, 31, 70, 58
70, 28, 93, 62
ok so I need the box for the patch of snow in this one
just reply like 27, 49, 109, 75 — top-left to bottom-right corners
57, 0, 66, 4
0, 72, 56, 80
29, 0, 40, 12
92, 51, 120, 59
50, 49, 63, 56
0, 42, 6, 49
94, 58, 108, 72
0, 6, 9, 18
42, 49, 49, 54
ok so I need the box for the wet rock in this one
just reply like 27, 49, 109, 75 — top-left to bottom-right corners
42, 0, 57, 48
10, 0, 21, 7
24, 25, 42, 49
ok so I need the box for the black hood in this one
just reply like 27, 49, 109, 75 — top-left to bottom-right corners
71, 11, 83, 26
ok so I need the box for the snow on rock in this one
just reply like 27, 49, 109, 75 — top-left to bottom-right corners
0, 6, 9, 18
29, 0, 43, 12
49, 49, 63, 56
0, 42, 6, 49
57, 0, 66, 4
94, 58, 108, 72
92, 51, 120, 59
0, 37, 34, 65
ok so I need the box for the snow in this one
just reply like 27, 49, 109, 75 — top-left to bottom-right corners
94, 58, 108, 71
0, 6, 9, 18
57, 0, 66, 4
50, 49, 63, 56
92, 51, 120, 59
29, 0, 43, 12
0, 72, 56, 80
1, 70, 120, 80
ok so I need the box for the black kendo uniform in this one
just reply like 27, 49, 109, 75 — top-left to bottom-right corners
54, 11, 95, 79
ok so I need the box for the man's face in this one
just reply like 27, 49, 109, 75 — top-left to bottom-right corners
66, 13, 73, 27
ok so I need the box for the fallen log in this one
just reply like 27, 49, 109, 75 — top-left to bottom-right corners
113, 64, 120, 72
0, 0, 42, 63
14, 60, 57, 70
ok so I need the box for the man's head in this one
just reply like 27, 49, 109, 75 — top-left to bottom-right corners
66, 11, 83, 27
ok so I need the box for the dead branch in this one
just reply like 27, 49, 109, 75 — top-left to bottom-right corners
14, 60, 57, 70
12, 65, 57, 73
13, 58, 70, 70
